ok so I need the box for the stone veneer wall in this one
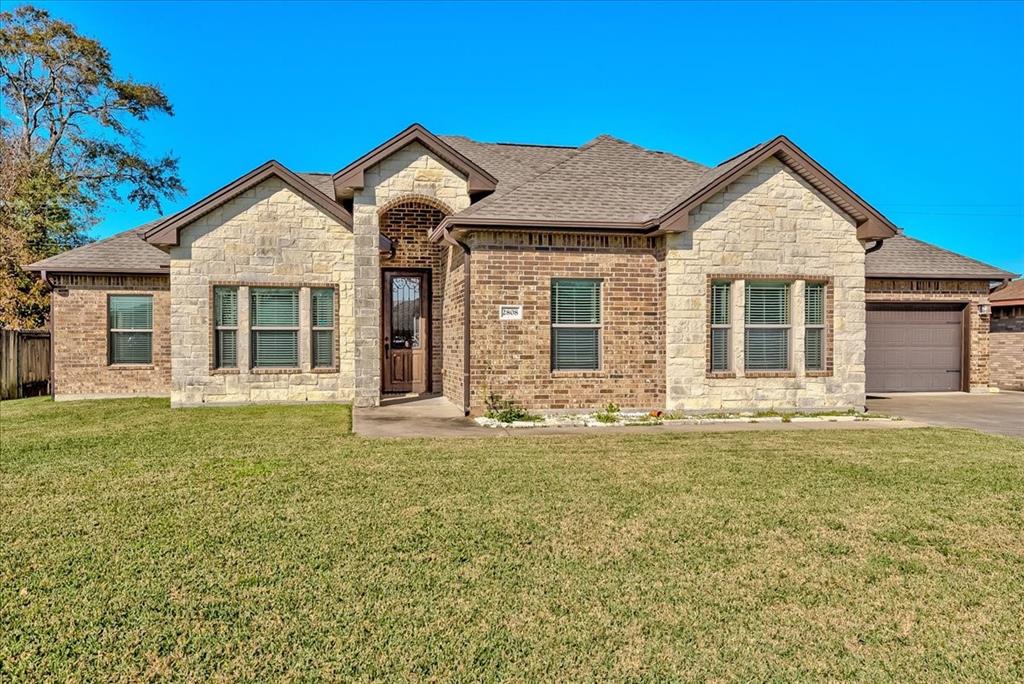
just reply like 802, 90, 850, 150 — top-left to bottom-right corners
168, 178, 355, 406
441, 245, 466, 407
379, 199, 449, 392
49, 273, 171, 399
351, 142, 471, 407
465, 230, 665, 412
666, 157, 866, 412
865, 278, 992, 390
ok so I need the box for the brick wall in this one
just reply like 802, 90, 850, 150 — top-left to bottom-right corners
465, 231, 664, 412
442, 245, 466, 407
990, 306, 1023, 391
379, 199, 448, 392
990, 331, 1024, 391
865, 278, 992, 389
49, 274, 170, 399
666, 157, 866, 412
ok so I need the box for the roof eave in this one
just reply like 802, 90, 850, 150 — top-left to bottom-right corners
657, 136, 899, 241
431, 216, 659, 242
866, 272, 1015, 280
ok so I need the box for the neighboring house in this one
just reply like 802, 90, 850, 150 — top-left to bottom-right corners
989, 279, 1024, 391
25, 124, 1017, 412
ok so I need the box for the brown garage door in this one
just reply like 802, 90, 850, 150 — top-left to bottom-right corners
866, 308, 963, 392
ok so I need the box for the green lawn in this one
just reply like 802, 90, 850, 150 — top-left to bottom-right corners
2, 398, 1023, 681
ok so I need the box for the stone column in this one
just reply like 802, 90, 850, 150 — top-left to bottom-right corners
352, 199, 381, 407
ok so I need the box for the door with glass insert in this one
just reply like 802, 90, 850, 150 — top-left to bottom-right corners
382, 271, 428, 393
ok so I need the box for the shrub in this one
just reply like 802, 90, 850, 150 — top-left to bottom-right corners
484, 393, 540, 424
594, 402, 621, 424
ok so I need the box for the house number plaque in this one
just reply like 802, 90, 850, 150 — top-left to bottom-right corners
498, 305, 523, 321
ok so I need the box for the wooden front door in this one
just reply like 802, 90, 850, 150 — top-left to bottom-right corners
382, 270, 429, 394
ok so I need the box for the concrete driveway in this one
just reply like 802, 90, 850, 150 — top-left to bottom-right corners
867, 392, 1024, 438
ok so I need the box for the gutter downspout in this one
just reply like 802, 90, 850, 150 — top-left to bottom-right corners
865, 239, 883, 254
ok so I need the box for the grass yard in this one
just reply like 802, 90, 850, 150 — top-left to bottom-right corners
2, 398, 1023, 681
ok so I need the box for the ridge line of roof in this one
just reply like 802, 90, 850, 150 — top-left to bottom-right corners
450, 135, 605, 220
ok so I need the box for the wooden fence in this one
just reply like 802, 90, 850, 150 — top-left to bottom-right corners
1, 329, 51, 400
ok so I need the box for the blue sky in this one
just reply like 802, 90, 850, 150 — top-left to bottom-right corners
32, 0, 1024, 274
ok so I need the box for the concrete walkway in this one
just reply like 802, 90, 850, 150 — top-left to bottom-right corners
867, 391, 1024, 438
354, 395, 927, 439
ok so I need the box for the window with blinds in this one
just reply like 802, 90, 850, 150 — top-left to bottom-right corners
250, 288, 299, 368
311, 288, 335, 368
710, 281, 731, 372
551, 278, 601, 371
745, 282, 790, 371
804, 282, 825, 371
108, 295, 153, 364
213, 287, 238, 368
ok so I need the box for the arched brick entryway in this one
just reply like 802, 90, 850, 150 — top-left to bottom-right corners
379, 198, 449, 394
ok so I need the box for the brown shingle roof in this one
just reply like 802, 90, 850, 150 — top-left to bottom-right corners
447, 135, 708, 226
990, 278, 1024, 304
24, 221, 170, 274
866, 233, 1015, 280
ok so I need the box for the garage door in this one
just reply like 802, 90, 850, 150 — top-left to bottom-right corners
866, 308, 963, 392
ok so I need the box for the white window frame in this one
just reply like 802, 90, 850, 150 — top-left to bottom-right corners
710, 281, 731, 372
804, 281, 826, 371
744, 281, 791, 372
551, 278, 603, 372
310, 287, 336, 369
108, 294, 153, 365
250, 287, 300, 369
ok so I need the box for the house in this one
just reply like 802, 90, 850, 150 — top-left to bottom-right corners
25, 124, 1017, 412
989, 279, 1024, 391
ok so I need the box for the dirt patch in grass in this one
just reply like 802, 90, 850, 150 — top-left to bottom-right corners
2, 397, 1023, 680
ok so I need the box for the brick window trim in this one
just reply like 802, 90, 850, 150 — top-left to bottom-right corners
377, 194, 454, 218
705, 273, 834, 379
206, 281, 340, 373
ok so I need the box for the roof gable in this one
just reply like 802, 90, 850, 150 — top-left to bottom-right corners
657, 136, 898, 241
332, 124, 499, 198
146, 161, 352, 247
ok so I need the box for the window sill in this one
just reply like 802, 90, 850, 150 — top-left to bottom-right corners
109, 364, 154, 370
744, 371, 796, 378
706, 371, 736, 379
805, 370, 834, 378
210, 368, 240, 375
252, 367, 301, 374
311, 366, 339, 374
551, 370, 606, 378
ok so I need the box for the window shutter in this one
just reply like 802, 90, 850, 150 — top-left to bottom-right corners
745, 329, 790, 370
552, 279, 600, 325
251, 289, 298, 327
745, 282, 790, 325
